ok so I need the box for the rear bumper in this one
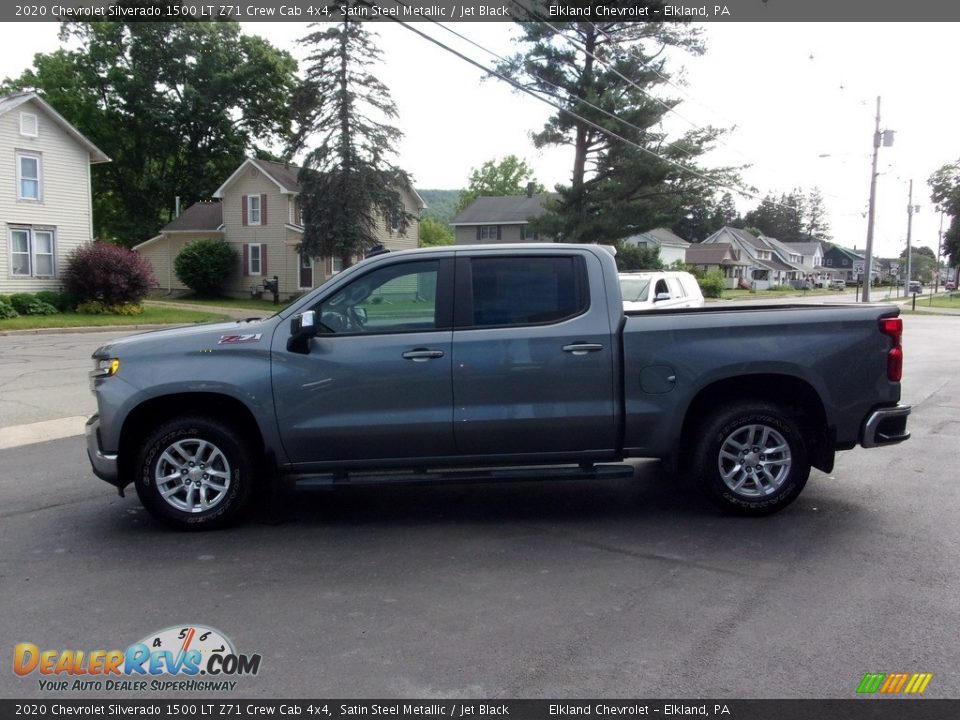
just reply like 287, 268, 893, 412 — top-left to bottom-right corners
85, 414, 123, 488
861, 404, 911, 448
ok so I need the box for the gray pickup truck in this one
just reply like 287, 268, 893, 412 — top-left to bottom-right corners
86, 244, 910, 529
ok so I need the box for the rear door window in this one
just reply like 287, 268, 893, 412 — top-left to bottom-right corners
460, 256, 588, 328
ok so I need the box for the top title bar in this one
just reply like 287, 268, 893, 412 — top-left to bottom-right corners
5, 0, 960, 22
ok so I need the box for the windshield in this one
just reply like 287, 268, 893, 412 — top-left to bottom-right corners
619, 277, 651, 302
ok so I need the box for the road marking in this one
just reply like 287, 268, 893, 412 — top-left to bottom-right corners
0, 416, 88, 450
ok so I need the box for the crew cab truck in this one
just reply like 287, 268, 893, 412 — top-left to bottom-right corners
86, 244, 911, 529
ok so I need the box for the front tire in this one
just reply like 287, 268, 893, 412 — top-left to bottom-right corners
135, 416, 256, 530
691, 402, 810, 516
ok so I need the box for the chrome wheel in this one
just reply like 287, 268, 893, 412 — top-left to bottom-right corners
154, 438, 232, 513
717, 423, 792, 498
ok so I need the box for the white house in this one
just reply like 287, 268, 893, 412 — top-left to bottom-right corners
0, 92, 109, 293
621, 227, 691, 266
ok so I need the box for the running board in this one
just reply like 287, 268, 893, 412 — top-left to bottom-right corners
290, 463, 635, 490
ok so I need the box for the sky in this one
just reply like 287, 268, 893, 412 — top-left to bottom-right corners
1, 20, 957, 260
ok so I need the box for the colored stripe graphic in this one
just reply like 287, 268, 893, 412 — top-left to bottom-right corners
904, 673, 933, 694
857, 672, 932, 694
857, 673, 886, 693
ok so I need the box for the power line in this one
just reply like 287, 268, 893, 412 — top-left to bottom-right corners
360, 2, 762, 201
428, 18, 700, 160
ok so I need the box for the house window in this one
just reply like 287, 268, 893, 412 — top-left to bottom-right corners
247, 195, 261, 225
478, 225, 500, 241
388, 208, 403, 234
248, 243, 263, 275
825, 258, 833, 266
20, 113, 38, 137
17, 152, 41, 201
9, 227, 55, 277
331, 257, 344, 274
520, 225, 539, 241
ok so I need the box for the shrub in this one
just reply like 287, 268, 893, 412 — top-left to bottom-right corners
23, 300, 59, 315
0, 297, 18, 320
174, 239, 236, 296
9, 293, 36, 314
77, 300, 144, 315
35, 290, 71, 312
62, 242, 155, 305
698, 270, 726, 299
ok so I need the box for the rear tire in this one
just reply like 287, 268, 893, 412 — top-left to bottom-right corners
690, 402, 809, 516
135, 416, 256, 530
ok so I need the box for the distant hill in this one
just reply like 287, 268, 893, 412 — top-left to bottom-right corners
417, 189, 460, 225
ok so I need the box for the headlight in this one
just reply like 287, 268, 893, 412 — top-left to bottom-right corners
89, 358, 120, 393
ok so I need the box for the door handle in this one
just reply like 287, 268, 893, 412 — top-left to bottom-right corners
562, 343, 604, 356
402, 349, 445, 362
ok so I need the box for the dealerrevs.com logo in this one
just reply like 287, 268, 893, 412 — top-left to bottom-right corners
14, 625, 261, 693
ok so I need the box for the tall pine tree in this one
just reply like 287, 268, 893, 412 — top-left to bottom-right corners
497, 16, 740, 243
288, 16, 409, 267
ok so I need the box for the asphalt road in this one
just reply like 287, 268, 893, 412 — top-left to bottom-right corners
0, 314, 958, 700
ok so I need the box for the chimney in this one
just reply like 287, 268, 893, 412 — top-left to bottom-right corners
526, 182, 535, 198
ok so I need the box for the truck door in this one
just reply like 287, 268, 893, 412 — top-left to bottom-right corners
451, 252, 618, 456
272, 257, 456, 465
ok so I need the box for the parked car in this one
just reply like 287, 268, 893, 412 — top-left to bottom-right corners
619, 271, 705, 311
945, 281, 957, 291
829, 279, 847, 291
86, 244, 911, 528
908, 281, 923, 294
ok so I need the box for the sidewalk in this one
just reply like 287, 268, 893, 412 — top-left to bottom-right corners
143, 299, 271, 320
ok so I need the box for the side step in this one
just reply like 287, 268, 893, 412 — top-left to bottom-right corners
291, 463, 636, 490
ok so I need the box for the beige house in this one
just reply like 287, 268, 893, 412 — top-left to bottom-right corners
135, 157, 425, 300
1, 92, 109, 293
451, 188, 556, 245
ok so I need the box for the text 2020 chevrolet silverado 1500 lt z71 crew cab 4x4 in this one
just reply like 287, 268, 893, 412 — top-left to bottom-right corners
86, 244, 911, 529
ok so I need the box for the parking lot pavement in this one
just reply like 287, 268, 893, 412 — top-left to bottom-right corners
0, 330, 135, 443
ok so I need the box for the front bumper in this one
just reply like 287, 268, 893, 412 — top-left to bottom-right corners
85, 414, 123, 489
861, 404, 911, 448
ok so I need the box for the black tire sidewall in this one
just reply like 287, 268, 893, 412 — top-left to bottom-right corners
135, 417, 254, 529
695, 404, 809, 516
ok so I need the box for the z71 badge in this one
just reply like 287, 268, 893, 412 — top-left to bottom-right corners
218, 333, 262, 345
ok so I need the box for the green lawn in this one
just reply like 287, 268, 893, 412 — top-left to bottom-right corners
148, 293, 292, 312
0, 306, 228, 331
917, 293, 960, 309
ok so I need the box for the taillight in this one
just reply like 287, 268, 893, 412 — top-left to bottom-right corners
880, 317, 903, 381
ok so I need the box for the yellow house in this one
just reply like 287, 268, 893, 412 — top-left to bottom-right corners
135, 157, 425, 300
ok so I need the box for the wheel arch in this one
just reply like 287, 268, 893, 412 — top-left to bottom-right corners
680, 373, 835, 473
118, 393, 266, 484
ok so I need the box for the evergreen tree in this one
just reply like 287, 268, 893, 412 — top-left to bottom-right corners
288, 16, 409, 267
497, 17, 740, 243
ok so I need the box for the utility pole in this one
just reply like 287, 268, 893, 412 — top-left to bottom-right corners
863, 96, 881, 302
905, 179, 915, 294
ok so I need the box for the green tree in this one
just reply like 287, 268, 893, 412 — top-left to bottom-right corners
419, 217, 454, 247
287, 16, 410, 268
497, 18, 740, 243
174, 239, 237, 296
614, 243, 662, 271
673, 191, 741, 241
928, 159, 960, 267
2, 17, 298, 243
455, 155, 544, 213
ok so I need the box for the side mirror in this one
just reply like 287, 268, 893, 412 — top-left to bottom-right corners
287, 310, 318, 354
654, 292, 672, 303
